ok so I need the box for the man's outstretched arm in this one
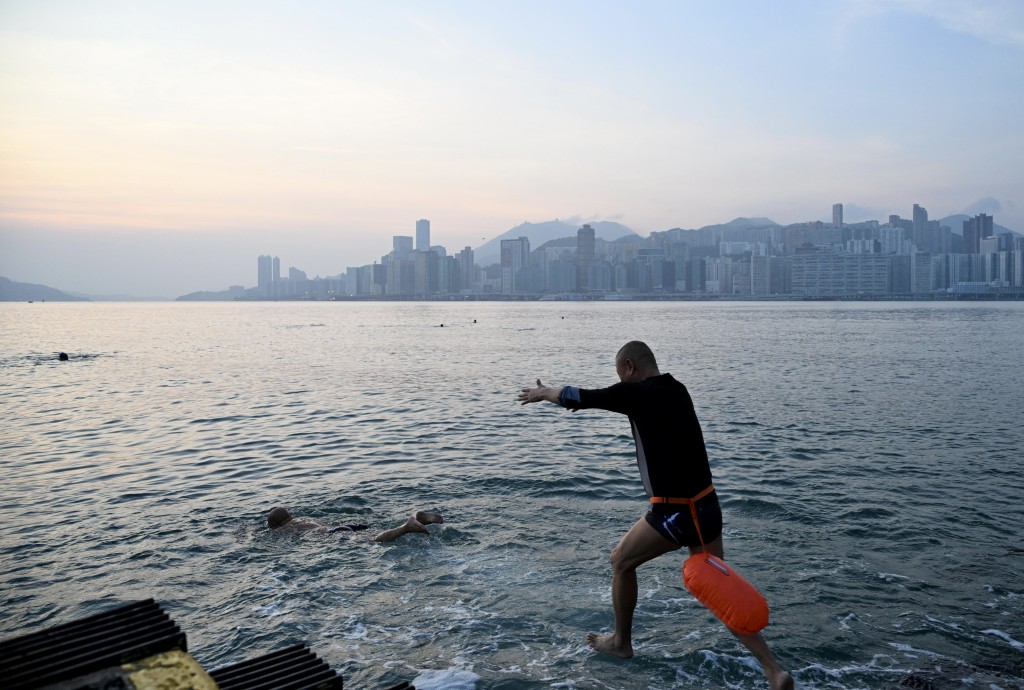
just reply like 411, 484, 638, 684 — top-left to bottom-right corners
518, 379, 567, 405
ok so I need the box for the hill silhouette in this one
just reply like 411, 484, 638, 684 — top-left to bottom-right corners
699, 217, 780, 231
474, 219, 640, 266
938, 214, 1019, 237
0, 276, 87, 302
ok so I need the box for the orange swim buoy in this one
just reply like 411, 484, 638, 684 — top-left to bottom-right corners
683, 553, 769, 635
651, 485, 770, 636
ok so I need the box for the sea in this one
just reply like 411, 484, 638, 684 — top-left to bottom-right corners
1, 300, 1022, 690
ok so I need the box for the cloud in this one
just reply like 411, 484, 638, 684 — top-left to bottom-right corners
872, 0, 1024, 46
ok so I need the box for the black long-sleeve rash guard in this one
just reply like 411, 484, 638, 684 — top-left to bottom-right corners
559, 373, 714, 501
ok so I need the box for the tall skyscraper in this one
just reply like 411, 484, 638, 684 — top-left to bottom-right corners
832, 203, 843, 229
962, 213, 994, 254
393, 235, 414, 257
457, 246, 475, 292
576, 224, 596, 292
501, 236, 531, 294
257, 255, 273, 297
416, 219, 430, 252
912, 204, 928, 250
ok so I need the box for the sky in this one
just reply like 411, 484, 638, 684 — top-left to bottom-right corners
1, 1, 1022, 297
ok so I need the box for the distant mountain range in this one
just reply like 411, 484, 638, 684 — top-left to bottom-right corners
693, 217, 781, 232
473, 220, 641, 266
0, 276, 170, 301
938, 214, 1017, 237
474, 217, 785, 265
0, 276, 87, 302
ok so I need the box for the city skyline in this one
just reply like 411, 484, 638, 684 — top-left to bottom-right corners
2, 2, 1023, 296
235, 206, 1020, 302
2, 202, 1020, 300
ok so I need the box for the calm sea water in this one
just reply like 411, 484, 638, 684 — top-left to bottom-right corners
1, 301, 1022, 690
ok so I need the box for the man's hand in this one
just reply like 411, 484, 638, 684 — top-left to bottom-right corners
518, 378, 561, 405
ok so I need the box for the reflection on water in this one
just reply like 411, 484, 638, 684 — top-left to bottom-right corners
1, 301, 1023, 689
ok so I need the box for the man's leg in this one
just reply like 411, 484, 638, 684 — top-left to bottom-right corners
373, 511, 444, 542
689, 538, 794, 690
587, 516, 679, 659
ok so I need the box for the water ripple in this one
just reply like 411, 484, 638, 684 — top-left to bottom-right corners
2, 302, 1023, 689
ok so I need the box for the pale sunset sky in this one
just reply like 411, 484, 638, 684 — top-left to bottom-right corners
1, 1, 1022, 297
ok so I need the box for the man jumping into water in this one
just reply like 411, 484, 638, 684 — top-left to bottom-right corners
267, 507, 444, 542
518, 341, 793, 690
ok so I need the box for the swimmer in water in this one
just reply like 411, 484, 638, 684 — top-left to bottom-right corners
267, 507, 444, 542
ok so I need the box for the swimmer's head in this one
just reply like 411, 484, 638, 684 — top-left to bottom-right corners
268, 506, 292, 529
59, 352, 69, 361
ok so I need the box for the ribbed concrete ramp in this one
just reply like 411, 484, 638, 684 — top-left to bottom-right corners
0, 598, 186, 690
209, 643, 343, 690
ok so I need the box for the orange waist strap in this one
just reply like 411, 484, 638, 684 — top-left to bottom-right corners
649, 484, 716, 552
649, 484, 716, 505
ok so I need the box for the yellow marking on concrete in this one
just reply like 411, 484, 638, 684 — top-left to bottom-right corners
122, 649, 219, 689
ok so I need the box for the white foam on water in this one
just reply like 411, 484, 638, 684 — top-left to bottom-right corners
924, 614, 963, 631
888, 642, 945, 659
875, 571, 911, 582
411, 667, 481, 690
790, 661, 911, 690
250, 604, 290, 617
838, 612, 858, 630
981, 628, 1024, 650
339, 622, 368, 640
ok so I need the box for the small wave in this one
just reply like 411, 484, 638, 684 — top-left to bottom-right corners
411, 668, 480, 690
981, 628, 1024, 650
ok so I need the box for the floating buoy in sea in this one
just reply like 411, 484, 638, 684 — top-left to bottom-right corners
683, 553, 769, 635
59, 352, 69, 361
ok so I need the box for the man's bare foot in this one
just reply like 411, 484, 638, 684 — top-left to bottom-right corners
414, 511, 444, 525
768, 670, 794, 690
404, 517, 429, 535
586, 632, 633, 659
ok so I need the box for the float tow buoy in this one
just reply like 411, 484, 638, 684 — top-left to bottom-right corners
651, 486, 770, 635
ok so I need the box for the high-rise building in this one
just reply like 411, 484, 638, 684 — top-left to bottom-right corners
880, 227, 913, 253
257, 255, 274, 297
1014, 241, 1024, 287
500, 237, 531, 294
791, 252, 889, 296
385, 258, 416, 295
576, 224, 596, 292
910, 252, 938, 293
457, 246, 475, 292
962, 213, 994, 254
414, 250, 440, 295
416, 219, 430, 252
393, 236, 414, 258
832, 203, 843, 229
912, 204, 929, 250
